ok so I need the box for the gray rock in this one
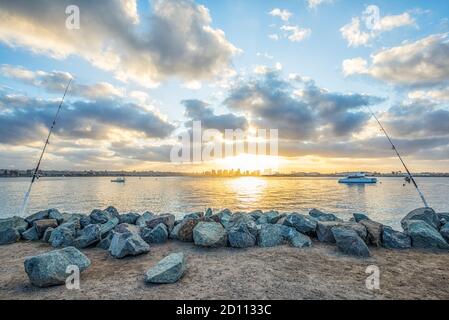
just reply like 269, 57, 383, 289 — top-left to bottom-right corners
22, 226, 40, 241
316, 221, 367, 243
249, 210, 264, 220
48, 209, 64, 224
174, 218, 201, 242
283, 213, 317, 236
216, 209, 232, 228
265, 210, 281, 224
438, 213, 449, 226
97, 231, 114, 250
114, 223, 140, 234
109, 232, 150, 259
146, 214, 175, 231
309, 209, 340, 222
24, 246, 91, 287
228, 222, 257, 248
43, 227, 54, 243
74, 224, 101, 248
403, 220, 449, 249
0, 216, 29, 234
440, 223, 449, 242
286, 228, 312, 248
99, 217, 119, 238
25, 209, 58, 224
79, 216, 92, 229
193, 222, 227, 247
90, 209, 114, 224
359, 219, 383, 247
0, 227, 20, 245
255, 215, 269, 225
119, 212, 140, 225
381, 226, 411, 249
144, 252, 186, 284
257, 224, 284, 247
401, 207, 440, 231
332, 227, 370, 257
140, 223, 168, 244
34, 219, 58, 238
205, 208, 213, 217
353, 213, 370, 223
49, 224, 76, 248
104, 206, 120, 220
184, 212, 203, 220
136, 211, 155, 228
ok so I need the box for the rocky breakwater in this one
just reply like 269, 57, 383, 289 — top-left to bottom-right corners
1, 205, 448, 288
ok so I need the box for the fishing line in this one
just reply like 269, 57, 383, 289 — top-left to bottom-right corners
367, 106, 429, 208
19, 78, 73, 216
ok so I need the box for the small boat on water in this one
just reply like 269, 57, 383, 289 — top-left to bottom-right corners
338, 172, 377, 184
111, 177, 126, 183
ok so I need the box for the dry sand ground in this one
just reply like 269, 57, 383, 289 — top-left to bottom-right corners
1, 240, 449, 300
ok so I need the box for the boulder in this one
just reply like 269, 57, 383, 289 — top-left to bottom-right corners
332, 227, 370, 257
401, 207, 440, 231
176, 218, 201, 242
97, 232, 114, 250
49, 224, 77, 248
205, 208, 213, 218
0, 227, 20, 245
99, 217, 119, 238
109, 232, 150, 259
257, 224, 284, 247
0, 216, 29, 234
403, 220, 449, 249
144, 252, 186, 284
440, 223, 449, 242
353, 213, 370, 223
26, 208, 61, 224
283, 213, 317, 236
309, 209, 340, 222
89, 209, 114, 224
381, 226, 411, 249
24, 246, 90, 287
228, 222, 257, 248
193, 222, 227, 247
316, 221, 367, 243
119, 212, 140, 225
438, 213, 449, 226
255, 215, 269, 225
22, 226, 40, 241
216, 209, 232, 228
140, 223, 168, 244
34, 219, 58, 238
104, 206, 120, 219
79, 216, 92, 229
359, 220, 383, 247
43, 227, 54, 243
265, 211, 282, 224
284, 227, 312, 248
114, 223, 140, 234
74, 224, 101, 248
184, 212, 203, 220
249, 210, 264, 220
136, 211, 155, 228
146, 214, 175, 231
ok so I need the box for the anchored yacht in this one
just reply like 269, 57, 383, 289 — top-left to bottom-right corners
338, 172, 377, 184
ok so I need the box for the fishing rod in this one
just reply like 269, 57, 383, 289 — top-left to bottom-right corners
19, 77, 73, 216
367, 107, 429, 208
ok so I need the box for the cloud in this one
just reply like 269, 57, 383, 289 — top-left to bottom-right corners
280, 25, 312, 42
408, 88, 449, 102
182, 99, 248, 131
1, 64, 124, 99
306, 0, 333, 10
340, 5, 415, 47
0, 0, 239, 87
343, 34, 449, 87
0, 93, 175, 145
224, 71, 382, 140
268, 34, 280, 41
269, 8, 292, 22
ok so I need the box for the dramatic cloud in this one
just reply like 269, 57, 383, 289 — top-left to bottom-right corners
340, 5, 415, 47
182, 99, 248, 131
343, 34, 449, 87
224, 71, 382, 140
1, 65, 124, 99
0, 0, 239, 87
0, 94, 175, 145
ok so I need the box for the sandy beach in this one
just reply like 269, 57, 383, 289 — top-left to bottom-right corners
1, 240, 449, 300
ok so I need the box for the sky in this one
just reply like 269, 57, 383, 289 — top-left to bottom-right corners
0, 0, 449, 173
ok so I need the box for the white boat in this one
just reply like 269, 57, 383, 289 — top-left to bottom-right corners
111, 177, 126, 183
338, 172, 377, 184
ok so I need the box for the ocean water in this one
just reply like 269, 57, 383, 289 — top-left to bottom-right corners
1, 176, 448, 229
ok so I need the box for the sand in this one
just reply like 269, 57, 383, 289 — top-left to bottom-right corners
1, 240, 449, 300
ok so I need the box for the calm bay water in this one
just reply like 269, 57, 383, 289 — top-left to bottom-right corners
1, 176, 448, 229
